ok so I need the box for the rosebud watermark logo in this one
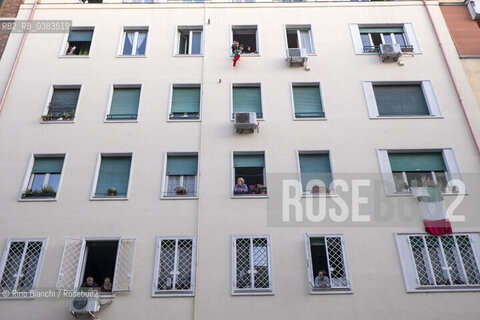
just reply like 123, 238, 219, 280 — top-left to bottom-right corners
0, 289, 99, 299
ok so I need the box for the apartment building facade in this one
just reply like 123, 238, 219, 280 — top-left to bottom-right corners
0, 0, 480, 319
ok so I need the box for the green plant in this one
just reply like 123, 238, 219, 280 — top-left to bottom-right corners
25, 188, 34, 195
62, 112, 70, 119
107, 187, 118, 196
42, 114, 52, 121
41, 186, 56, 194
174, 186, 187, 195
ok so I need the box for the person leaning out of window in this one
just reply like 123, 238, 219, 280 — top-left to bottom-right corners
314, 270, 330, 288
234, 178, 248, 194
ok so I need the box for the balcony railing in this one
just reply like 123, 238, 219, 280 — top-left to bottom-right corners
106, 114, 138, 120
295, 112, 325, 118
363, 44, 414, 53
169, 112, 200, 120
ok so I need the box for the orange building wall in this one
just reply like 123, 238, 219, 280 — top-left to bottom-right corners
441, 5, 480, 56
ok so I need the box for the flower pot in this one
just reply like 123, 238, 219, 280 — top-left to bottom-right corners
108, 192, 116, 196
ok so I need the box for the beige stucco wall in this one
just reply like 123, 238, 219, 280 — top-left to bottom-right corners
0, 1, 479, 320
462, 58, 480, 106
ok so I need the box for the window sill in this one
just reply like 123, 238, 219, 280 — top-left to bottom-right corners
232, 290, 273, 296
18, 197, 57, 202
407, 287, 480, 293
161, 195, 198, 200
229, 53, 261, 57
116, 55, 147, 58
167, 118, 201, 122
90, 196, 129, 201
104, 119, 139, 123
293, 117, 327, 121
386, 192, 467, 197
302, 193, 338, 198
231, 195, 268, 199
356, 52, 422, 56
152, 291, 194, 297
309, 288, 353, 295
370, 116, 443, 120
41, 120, 75, 124
58, 55, 90, 58
230, 118, 265, 121
173, 54, 204, 57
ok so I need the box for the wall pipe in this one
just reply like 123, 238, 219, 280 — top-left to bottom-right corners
422, 0, 480, 158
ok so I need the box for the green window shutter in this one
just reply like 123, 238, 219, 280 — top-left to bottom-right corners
234, 154, 265, 168
310, 237, 325, 246
299, 154, 332, 191
109, 88, 140, 119
389, 152, 446, 172
68, 30, 93, 42
293, 86, 324, 117
95, 156, 132, 196
233, 87, 262, 118
32, 157, 64, 173
49, 89, 80, 114
166, 155, 198, 175
171, 87, 200, 113
359, 27, 404, 33
373, 85, 429, 116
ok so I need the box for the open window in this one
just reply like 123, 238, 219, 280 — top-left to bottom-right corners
232, 25, 258, 54
177, 26, 203, 55
169, 85, 201, 120
163, 153, 199, 198
286, 25, 314, 54
106, 85, 141, 121
233, 152, 266, 196
120, 28, 148, 56
298, 152, 333, 194
21, 154, 65, 200
304, 234, 351, 293
42, 86, 80, 122
56, 237, 136, 294
63, 28, 93, 56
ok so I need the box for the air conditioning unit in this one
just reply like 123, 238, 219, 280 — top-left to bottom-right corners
468, 0, 480, 21
234, 112, 258, 134
69, 297, 100, 317
287, 48, 308, 67
379, 43, 402, 62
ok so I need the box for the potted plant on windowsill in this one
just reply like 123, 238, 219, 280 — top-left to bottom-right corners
107, 187, 118, 197
22, 186, 56, 198
249, 184, 267, 195
41, 114, 52, 121
174, 186, 187, 196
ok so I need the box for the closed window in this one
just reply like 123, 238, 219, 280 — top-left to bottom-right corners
0, 239, 47, 293
233, 153, 266, 196
22, 155, 65, 199
177, 27, 203, 55
298, 152, 332, 194
292, 84, 324, 118
232, 85, 262, 119
93, 154, 132, 198
232, 235, 272, 294
64, 28, 93, 56
170, 85, 201, 120
164, 154, 198, 198
396, 233, 480, 292
121, 28, 148, 56
286, 26, 314, 54
152, 237, 196, 296
43, 87, 80, 121
363, 81, 441, 117
107, 86, 141, 120
304, 234, 351, 293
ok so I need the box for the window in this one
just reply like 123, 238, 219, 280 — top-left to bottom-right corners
286, 26, 314, 54
120, 28, 148, 56
233, 152, 266, 196
232, 235, 272, 294
232, 84, 262, 119
396, 233, 480, 292
42, 87, 80, 121
63, 28, 93, 56
56, 237, 136, 293
21, 155, 65, 199
93, 154, 132, 199
163, 154, 199, 198
377, 149, 463, 195
232, 25, 258, 54
304, 234, 351, 293
298, 152, 332, 194
152, 236, 196, 296
177, 26, 203, 55
363, 81, 441, 117
350, 24, 421, 54
169, 85, 201, 120
106, 86, 141, 120
0, 239, 47, 293
292, 83, 324, 118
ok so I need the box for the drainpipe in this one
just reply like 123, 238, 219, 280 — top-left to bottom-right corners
421, 0, 480, 158
0, 0, 40, 115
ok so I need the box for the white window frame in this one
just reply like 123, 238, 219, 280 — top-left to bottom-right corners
161, 151, 200, 200
230, 25, 260, 56
0, 238, 47, 298
90, 152, 134, 201
231, 150, 268, 199
167, 83, 202, 122
152, 236, 197, 297
376, 148, 465, 196
290, 82, 327, 121
395, 232, 480, 292
41, 85, 81, 124
104, 84, 142, 123
304, 233, 352, 294
18, 153, 67, 202
350, 23, 421, 54
174, 25, 204, 56
230, 83, 264, 121
231, 235, 273, 295
362, 81, 442, 118
56, 237, 137, 295
117, 27, 149, 57
59, 26, 95, 58
296, 150, 336, 197
284, 24, 316, 55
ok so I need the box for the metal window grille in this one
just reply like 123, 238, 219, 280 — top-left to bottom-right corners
113, 238, 136, 292
409, 235, 480, 287
155, 237, 195, 294
0, 240, 45, 291
233, 236, 272, 293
